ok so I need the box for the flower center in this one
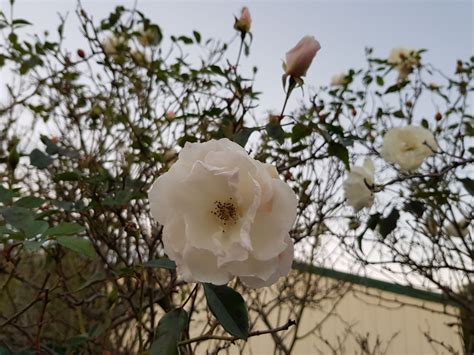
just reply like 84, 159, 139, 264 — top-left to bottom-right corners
211, 198, 238, 226
402, 142, 417, 152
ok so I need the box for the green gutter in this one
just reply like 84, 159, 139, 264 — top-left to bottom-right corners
293, 261, 459, 307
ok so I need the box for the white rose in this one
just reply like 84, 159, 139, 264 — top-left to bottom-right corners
148, 138, 297, 288
331, 72, 348, 86
137, 25, 162, 47
388, 47, 419, 80
343, 159, 375, 211
103, 34, 128, 57
381, 125, 437, 172
444, 219, 470, 238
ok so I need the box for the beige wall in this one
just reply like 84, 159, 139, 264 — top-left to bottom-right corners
191, 275, 463, 355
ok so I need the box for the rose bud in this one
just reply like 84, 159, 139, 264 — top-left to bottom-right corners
283, 35, 321, 79
234, 7, 252, 33
77, 49, 86, 58
268, 114, 281, 124
435, 112, 442, 121
165, 111, 176, 121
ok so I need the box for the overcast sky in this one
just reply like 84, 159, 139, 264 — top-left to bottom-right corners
1, 0, 473, 114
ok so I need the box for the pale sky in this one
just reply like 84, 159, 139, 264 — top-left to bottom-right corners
1, 0, 473, 114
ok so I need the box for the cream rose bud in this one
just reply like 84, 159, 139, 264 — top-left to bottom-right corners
284, 35, 321, 78
381, 125, 437, 172
234, 7, 252, 33
331, 72, 348, 86
343, 159, 375, 211
148, 138, 297, 288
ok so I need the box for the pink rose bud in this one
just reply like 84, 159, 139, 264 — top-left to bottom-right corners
165, 111, 176, 121
284, 35, 321, 78
234, 7, 252, 33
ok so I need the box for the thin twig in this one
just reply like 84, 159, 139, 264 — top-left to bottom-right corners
178, 319, 296, 346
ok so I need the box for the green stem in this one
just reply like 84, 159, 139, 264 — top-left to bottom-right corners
235, 34, 245, 69
280, 77, 296, 118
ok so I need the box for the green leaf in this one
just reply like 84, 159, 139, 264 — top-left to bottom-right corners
291, 123, 312, 143
177, 135, 198, 147
376, 75, 384, 86
459, 178, 474, 195
327, 142, 350, 170
149, 309, 188, 355
0, 185, 17, 204
404, 200, 425, 218
178, 35, 193, 44
233, 127, 256, 147
45, 222, 85, 236
23, 240, 43, 252
193, 30, 201, 43
103, 190, 140, 206
379, 208, 400, 238
53, 171, 82, 182
266, 122, 285, 145
367, 213, 381, 230
143, 258, 176, 270
393, 110, 405, 118
12, 19, 32, 27
30, 149, 53, 169
14, 196, 45, 208
1, 206, 35, 229
56, 236, 96, 259
203, 283, 249, 339
22, 220, 49, 238
385, 81, 409, 94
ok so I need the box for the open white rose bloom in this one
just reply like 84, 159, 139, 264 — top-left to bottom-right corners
343, 159, 375, 211
381, 125, 437, 172
148, 139, 297, 288
387, 47, 419, 80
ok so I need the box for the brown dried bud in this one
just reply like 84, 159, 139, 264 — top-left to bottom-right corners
77, 49, 86, 58
435, 112, 442, 121
268, 114, 281, 124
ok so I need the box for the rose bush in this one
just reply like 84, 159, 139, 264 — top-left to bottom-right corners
148, 138, 297, 288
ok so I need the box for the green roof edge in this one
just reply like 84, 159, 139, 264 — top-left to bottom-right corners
292, 261, 459, 307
